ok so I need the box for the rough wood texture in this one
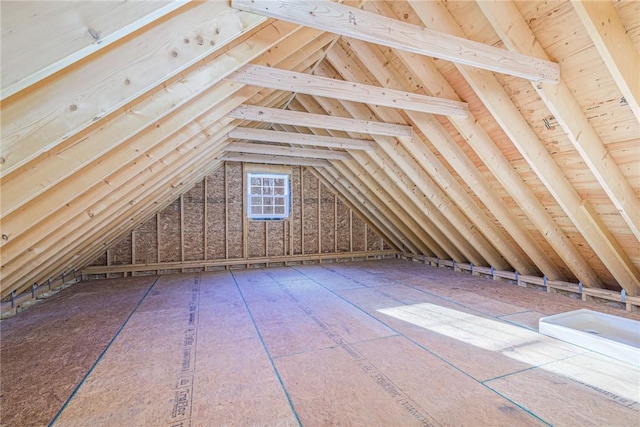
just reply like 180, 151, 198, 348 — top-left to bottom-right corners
88, 162, 389, 275
2, 260, 638, 426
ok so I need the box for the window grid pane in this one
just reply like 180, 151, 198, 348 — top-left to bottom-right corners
247, 173, 290, 220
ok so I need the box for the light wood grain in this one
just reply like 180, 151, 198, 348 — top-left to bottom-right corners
227, 64, 468, 117
231, 0, 559, 83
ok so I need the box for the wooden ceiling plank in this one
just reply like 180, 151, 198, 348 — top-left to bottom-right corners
0, 1, 266, 178
409, 0, 640, 295
344, 37, 566, 281
226, 64, 468, 117
230, 0, 559, 83
1, 1, 193, 100
227, 105, 412, 137
479, 0, 640, 243
228, 127, 375, 150
571, 0, 640, 122
367, 3, 603, 290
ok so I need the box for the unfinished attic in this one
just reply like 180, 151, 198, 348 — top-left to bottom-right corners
1, 0, 639, 425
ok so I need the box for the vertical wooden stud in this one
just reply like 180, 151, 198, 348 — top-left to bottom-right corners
242, 163, 249, 265
224, 162, 229, 262
180, 194, 185, 273
265, 221, 269, 267
131, 230, 136, 277
334, 193, 338, 253
156, 212, 161, 275
301, 166, 305, 256
203, 175, 208, 263
364, 222, 368, 252
318, 179, 322, 257
349, 209, 353, 252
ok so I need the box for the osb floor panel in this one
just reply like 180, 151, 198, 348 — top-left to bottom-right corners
1, 259, 639, 427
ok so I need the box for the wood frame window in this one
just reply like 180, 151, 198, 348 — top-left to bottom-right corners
247, 172, 290, 220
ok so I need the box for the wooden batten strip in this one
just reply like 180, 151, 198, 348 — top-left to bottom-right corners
227, 64, 468, 117
231, 0, 559, 83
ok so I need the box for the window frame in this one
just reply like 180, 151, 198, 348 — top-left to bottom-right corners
246, 172, 291, 220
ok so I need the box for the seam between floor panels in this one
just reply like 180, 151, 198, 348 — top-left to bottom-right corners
230, 270, 303, 427
48, 276, 161, 427
291, 265, 554, 427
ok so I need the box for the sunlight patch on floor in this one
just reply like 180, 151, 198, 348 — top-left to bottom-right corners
378, 303, 640, 403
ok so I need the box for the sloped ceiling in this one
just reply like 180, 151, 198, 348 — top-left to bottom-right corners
1, 0, 639, 300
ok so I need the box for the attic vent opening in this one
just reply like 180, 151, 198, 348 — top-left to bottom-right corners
247, 173, 290, 220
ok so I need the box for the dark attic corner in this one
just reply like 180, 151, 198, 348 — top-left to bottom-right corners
1, 1, 639, 426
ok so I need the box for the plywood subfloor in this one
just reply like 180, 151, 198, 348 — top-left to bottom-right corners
1, 259, 638, 426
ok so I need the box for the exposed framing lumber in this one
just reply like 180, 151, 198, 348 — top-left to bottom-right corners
1, 20, 316, 221
478, 0, 640, 243
335, 158, 433, 255
1, 1, 267, 178
228, 105, 412, 137
342, 38, 565, 280
81, 250, 399, 275
270, 122, 403, 254
290, 96, 456, 259
363, 1, 603, 289
231, 0, 559, 83
227, 64, 468, 117
323, 164, 422, 254
570, 0, 640, 122
225, 141, 350, 160
1, 24, 334, 296
409, 0, 640, 295
222, 153, 332, 167
315, 62, 521, 273
229, 127, 375, 150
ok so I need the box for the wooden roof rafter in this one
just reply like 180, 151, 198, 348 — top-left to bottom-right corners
408, 0, 640, 296
478, 0, 640, 243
